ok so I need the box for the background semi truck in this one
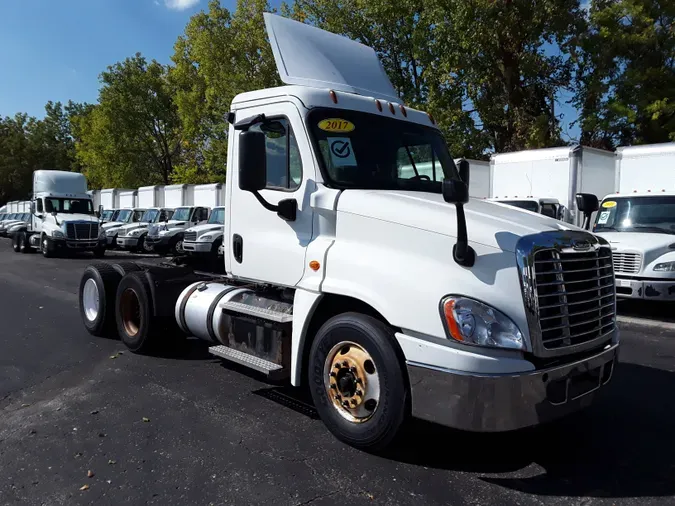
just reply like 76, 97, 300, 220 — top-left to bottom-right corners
78, 14, 618, 451
490, 145, 616, 225
13, 170, 105, 257
589, 143, 675, 301
183, 184, 225, 261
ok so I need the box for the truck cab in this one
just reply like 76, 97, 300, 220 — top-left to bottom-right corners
182, 206, 225, 258
145, 206, 210, 256
78, 13, 619, 451
116, 207, 174, 252
102, 208, 147, 247
100, 209, 116, 223
593, 192, 675, 300
490, 197, 566, 220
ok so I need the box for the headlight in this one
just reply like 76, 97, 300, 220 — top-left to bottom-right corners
130, 229, 143, 236
200, 235, 213, 241
441, 296, 524, 350
52, 230, 64, 238
654, 261, 675, 272
106, 229, 118, 236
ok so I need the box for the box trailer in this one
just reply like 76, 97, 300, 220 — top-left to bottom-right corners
490, 145, 616, 226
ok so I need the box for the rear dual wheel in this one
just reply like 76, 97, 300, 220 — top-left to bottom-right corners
308, 313, 410, 451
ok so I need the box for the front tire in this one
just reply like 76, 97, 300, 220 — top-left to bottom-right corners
11, 233, 20, 253
18, 232, 30, 253
79, 263, 123, 337
41, 235, 54, 258
308, 313, 409, 451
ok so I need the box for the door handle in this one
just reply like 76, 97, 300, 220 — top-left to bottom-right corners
233, 234, 243, 263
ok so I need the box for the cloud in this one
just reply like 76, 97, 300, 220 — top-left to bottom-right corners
164, 0, 199, 10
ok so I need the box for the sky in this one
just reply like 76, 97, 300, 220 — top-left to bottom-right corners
0, 0, 580, 142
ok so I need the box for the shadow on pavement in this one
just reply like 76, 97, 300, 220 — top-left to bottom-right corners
384, 361, 675, 499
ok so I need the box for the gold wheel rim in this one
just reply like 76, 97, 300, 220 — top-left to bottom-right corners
323, 341, 380, 423
120, 288, 141, 337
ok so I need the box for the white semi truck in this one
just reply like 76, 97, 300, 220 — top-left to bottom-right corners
12, 170, 105, 257
145, 184, 211, 255
490, 146, 616, 225
586, 143, 675, 300
102, 208, 147, 248
183, 183, 225, 261
78, 14, 619, 451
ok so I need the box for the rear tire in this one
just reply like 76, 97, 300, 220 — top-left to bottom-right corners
308, 312, 409, 451
79, 263, 122, 337
115, 272, 159, 353
111, 262, 141, 277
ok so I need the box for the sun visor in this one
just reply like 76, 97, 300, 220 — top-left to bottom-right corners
263, 13, 399, 103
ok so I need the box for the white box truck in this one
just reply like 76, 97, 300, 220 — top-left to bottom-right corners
490, 146, 616, 226
183, 184, 225, 261
12, 170, 105, 257
145, 184, 211, 255
587, 143, 675, 300
78, 14, 619, 451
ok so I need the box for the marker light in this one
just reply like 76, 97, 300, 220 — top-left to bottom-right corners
375, 100, 383, 112
329, 90, 338, 104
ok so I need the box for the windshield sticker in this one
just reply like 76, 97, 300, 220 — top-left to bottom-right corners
597, 210, 611, 225
327, 137, 357, 167
602, 200, 617, 208
318, 119, 355, 133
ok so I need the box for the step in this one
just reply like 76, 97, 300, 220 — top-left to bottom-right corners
208, 345, 287, 378
219, 300, 293, 323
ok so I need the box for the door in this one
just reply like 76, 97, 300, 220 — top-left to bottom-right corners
228, 102, 314, 287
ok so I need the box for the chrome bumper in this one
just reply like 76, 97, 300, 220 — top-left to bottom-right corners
407, 341, 619, 432
182, 241, 211, 253
615, 276, 675, 300
117, 237, 139, 248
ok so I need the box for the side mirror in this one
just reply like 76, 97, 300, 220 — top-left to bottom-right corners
556, 205, 567, 222
442, 178, 475, 267
575, 193, 599, 230
442, 179, 469, 205
457, 159, 470, 188
239, 130, 267, 192
98, 204, 103, 218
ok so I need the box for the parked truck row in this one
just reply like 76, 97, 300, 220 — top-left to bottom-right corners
74, 14, 619, 452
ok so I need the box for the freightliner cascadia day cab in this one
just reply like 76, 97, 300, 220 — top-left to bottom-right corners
586, 143, 675, 301
13, 171, 105, 257
78, 14, 619, 450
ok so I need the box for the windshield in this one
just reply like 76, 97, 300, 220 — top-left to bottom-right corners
45, 198, 93, 215
117, 209, 132, 222
308, 108, 459, 191
172, 207, 191, 221
208, 208, 225, 225
498, 200, 540, 213
594, 196, 675, 235
101, 210, 113, 220
132, 210, 145, 222
21, 213, 28, 221
141, 209, 159, 223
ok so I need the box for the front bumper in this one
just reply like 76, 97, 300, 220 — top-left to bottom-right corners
52, 237, 103, 250
117, 237, 140, 249
407, 341, 619, 432
615, 276, 675, 300
182, 241, 211, 253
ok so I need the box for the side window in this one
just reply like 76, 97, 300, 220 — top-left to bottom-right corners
36, 200, 43, 213
396, 144, 440, 181
250, 118, 302, 190
540, 204, 556, 218
195, 208, 208, 221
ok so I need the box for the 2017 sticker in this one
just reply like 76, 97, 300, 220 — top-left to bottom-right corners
602, 201, 617, 208
318, 119, 355, 133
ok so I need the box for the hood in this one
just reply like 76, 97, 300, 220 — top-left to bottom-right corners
101, 221, 126, 230
185, 223, 223, 234
594, 231, 675, 253
51, 213, 99, 225
337, 190, 579, 253
117, 222, 149, 234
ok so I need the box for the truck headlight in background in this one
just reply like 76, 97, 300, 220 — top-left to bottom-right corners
200, 235, 213, 241
130, 229, 144, 237
441, 296, 524, 350
654, 261, 675, 272
52, 230, 64, 239
105, 229, 118, 236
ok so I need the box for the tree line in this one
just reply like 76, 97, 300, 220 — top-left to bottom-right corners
1, 0, 673, 202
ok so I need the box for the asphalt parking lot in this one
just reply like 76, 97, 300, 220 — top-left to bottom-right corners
0, 243, 674, 506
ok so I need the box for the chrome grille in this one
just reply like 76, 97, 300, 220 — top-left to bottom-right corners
184, 231, 197, 242
534, 247, 615, 351
612, 252, 641, 274
66, 223, 99, 240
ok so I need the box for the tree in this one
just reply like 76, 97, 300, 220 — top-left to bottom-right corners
75, 53, 182, 188
170, 0, 282, 182
0, 114, 35, 203
575, 0, 675, 148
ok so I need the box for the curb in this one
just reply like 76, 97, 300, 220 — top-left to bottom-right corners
617, 315, 675, 331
